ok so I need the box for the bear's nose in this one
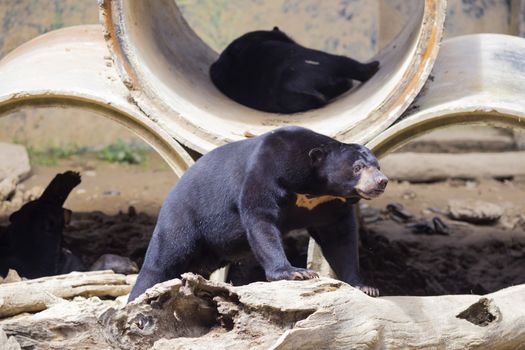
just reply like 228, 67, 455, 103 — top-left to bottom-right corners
377, 176, 388, 190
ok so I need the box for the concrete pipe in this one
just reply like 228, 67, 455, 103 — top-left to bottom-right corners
368, 33, 525, 157
0, 25, 193, 178
310, 33, 525, 280
99, 0, 446, 154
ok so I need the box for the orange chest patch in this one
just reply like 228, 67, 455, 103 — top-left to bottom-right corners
295, 193, 347, 210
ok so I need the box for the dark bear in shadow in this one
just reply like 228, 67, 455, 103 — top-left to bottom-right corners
0, 171, 84, 278
129, 126, 388, 302
210, 27, 379, 114
0, 171, 138, 278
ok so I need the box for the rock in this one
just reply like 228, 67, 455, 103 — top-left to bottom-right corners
22, 186, 42, 202
0, 177, 17, 201
402, 190, 417, 200
6, 189, 23, 208
0, 143, 31, 183
500, 215, 523, 230
381, 152, 525, 182
1, 273, 525, 349
0, 327, 21, 350
448, 199, 503, 224
1, 270, 22, 284
90, 254, 139, 275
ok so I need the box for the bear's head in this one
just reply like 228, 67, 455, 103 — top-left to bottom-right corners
309, 143, 388, 200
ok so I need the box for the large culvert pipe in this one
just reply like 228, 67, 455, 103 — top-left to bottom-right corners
99, 0, 446, 154
0, 25, 193, 177
368, 33, 525, 157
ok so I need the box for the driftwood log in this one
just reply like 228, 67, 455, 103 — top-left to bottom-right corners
0, 270, 134, 318
1, 272, 525, 349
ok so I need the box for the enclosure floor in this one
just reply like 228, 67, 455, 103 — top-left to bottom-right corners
1, 156, 524, 296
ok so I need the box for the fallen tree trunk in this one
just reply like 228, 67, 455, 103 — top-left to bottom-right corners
1, 273, 525, 349
0, 270, 134, 318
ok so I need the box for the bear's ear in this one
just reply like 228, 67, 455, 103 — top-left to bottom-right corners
308, 148, 325, 166
273, 26, 280, 31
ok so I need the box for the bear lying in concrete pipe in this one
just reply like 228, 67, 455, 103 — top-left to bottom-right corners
210, 27, 379, 114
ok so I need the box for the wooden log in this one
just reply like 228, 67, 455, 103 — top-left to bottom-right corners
0, 327, 21, 350
0, 270, 134, 318
3, 273, 524, 349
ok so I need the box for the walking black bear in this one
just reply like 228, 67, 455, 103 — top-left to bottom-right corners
129, 126, 387, 301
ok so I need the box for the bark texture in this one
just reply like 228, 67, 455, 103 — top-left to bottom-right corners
1, 272, 524, 349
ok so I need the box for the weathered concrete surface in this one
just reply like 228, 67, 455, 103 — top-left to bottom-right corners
0, 0, 127, 150
0, 25, 193, 178
380, 152, 525, 182
368, 34, 525, 157
1, 273, 525, 349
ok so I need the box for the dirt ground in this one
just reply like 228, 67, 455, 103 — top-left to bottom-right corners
1, 151, 524, 297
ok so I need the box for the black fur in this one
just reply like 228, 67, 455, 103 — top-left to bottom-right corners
0, 171, 83, 278
129, 126, 387, 301
210, 27, 379, 113
0, 171, 139, 278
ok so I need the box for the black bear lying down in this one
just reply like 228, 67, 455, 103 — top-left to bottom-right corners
210, 27, 379, 114
129, 126, 388, 301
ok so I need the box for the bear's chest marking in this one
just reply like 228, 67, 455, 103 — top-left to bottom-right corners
295, 193, 346, 210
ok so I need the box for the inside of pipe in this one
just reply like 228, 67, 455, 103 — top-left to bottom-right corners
118, 0, 427, 138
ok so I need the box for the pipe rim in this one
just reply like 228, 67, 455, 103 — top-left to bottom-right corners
100, 0, 446, 153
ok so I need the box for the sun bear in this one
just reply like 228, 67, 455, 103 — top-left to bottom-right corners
129, 126, 387, 301
210, 27, 379, 113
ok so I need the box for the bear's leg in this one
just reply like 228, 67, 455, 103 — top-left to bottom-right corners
279, 90, 327, 113
308, 204, 379, 297
128, 226, 195, 302
339, 58, 379, 82
319, 78, 353, 100
241, 213, 318, 281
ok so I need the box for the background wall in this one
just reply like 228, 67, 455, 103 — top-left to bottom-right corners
0, 0, 523, 150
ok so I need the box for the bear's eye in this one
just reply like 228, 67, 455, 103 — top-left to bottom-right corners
353, 164, 363, 173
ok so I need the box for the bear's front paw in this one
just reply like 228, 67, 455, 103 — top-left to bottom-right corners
354, 284, 380, 297
266, 267, 319, 281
